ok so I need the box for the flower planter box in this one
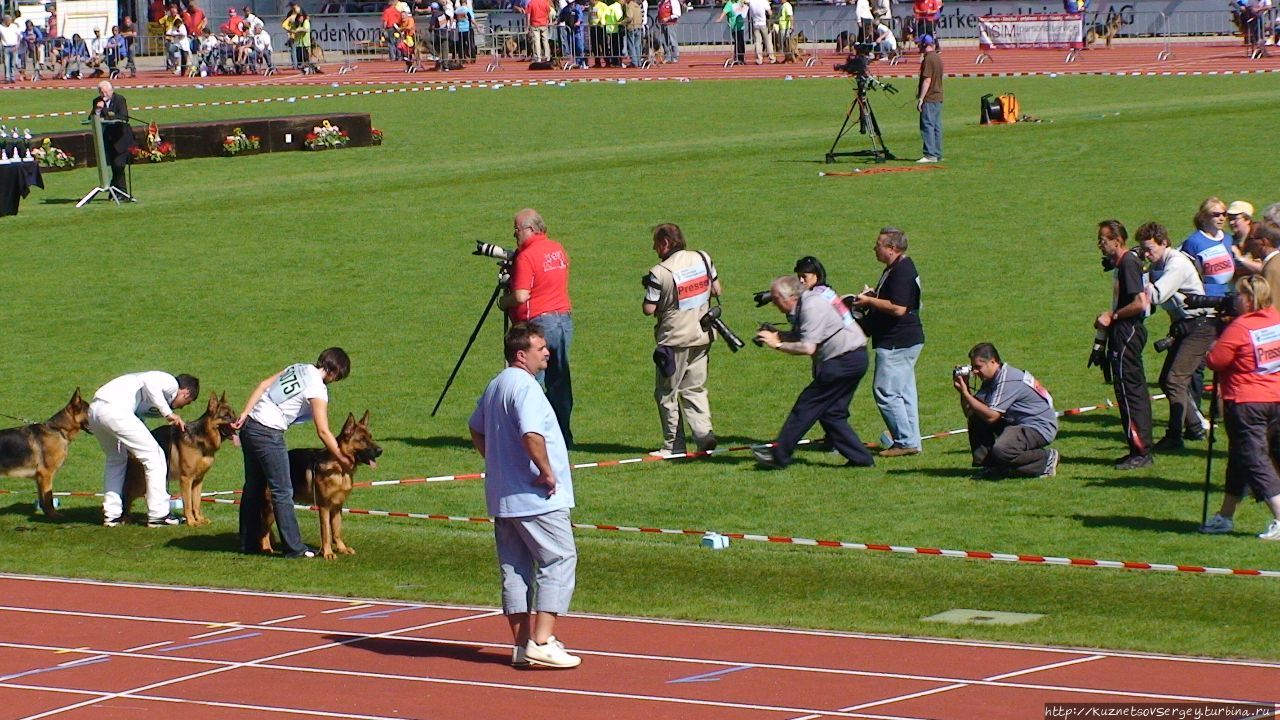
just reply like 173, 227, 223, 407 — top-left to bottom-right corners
37, 113, 375, 169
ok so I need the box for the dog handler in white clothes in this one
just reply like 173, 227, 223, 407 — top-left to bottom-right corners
470, 323, 580, 669
89, 371, 199, 527
233, 347, 353, 559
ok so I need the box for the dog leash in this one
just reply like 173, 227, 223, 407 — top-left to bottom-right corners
0, 410, 40, 425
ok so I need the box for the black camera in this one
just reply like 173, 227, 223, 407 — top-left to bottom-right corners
833, 43, 875, 76
700, 306, 746, 353
1087, 330, 1107, 368
752, 290, 773, 307
1183, 294, 1234, 313
1154, 335, 1175, 353
752, 322, 779, 348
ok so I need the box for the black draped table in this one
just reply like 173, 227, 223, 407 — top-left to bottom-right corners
0, 161, 44, 217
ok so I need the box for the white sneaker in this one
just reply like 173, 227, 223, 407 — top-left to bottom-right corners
916, 156, 938, 164
1200, 514, 1234, 534
1258, 519, 1280, 541
511, 644, 529, 667
525, 637, 581, 668
1040, 448, 1059, 478
648, 448, 684, 458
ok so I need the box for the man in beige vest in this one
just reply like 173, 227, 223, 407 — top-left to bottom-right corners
1248, 220, 1280, 300
642, 223, 722, 457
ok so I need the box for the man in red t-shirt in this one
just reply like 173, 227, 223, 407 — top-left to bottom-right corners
182, 0, 208, 38
381, 0, 403, 60
526, 0, 552, 62
499, 208, 574, 445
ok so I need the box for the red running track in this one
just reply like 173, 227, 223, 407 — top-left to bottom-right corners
2, 40, 1279, 96
0, 574, 1276, 720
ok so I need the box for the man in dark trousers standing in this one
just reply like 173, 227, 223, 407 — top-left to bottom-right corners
91, 80, 136, 195
1094, 220, 1153, 470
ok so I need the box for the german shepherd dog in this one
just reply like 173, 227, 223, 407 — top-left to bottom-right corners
122, 392, 238, 526
0, 389, 91, 519
261, 411, 382, 559
1085, 12, 1124, 48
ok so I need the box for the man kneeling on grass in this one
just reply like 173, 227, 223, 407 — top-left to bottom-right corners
954, 342, 1059, 479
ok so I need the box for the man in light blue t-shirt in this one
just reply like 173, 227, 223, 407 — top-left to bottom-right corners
469, 323, 580, 670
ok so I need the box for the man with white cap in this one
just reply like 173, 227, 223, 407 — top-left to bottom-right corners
1227, 200, 1259, 274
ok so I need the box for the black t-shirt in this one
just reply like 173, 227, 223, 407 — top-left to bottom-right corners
865, 255, 924, 349
1112, 250, 1145, 329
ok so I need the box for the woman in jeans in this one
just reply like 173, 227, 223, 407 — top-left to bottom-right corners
233, 347, 354, 559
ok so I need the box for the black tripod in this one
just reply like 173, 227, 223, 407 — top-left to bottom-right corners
826, 77, 894, 164
430, 275, 511, 416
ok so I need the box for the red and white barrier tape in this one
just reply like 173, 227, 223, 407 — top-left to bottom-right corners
195, 495, 1280, 578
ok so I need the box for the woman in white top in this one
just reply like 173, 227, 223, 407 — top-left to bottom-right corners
233, 347, 353, 559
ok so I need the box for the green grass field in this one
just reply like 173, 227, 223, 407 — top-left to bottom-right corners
3, 73, 1280, 660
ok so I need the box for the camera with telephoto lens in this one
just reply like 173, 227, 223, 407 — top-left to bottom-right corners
700, 306, 746, 353
473, 241, 514, 262
752, 290, 773, 307
1182, 294, 1234, 313
753, 322, 779, 348
1154, 335, 1175, 353
473, 241, 516, 288
953, 365, 972, 378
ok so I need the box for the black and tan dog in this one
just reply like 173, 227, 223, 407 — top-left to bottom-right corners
122, 392, 238, 526
261, 411, 382, 559
1085, 12, 1124, 48
0, 389, 91, 518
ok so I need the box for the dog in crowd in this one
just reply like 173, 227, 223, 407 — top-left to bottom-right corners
260, 411, 382, 559
1085, 12, 1124, 47
121, 392, 238, 526
0, 389, 91, 519
783, 30, 808, 62
834, 29, 855, 54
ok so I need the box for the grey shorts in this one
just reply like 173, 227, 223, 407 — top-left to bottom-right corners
495, 508, 577, 615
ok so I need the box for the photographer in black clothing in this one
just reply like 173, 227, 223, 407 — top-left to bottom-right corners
1093, 220, 1153, 470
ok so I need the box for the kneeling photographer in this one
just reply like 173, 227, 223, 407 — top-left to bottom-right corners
1200, 275, 1280, 541
641, 223, 724, 457
752, 275, 874, 469
954, 343, 1059, 478
1139, 222, 1216, 453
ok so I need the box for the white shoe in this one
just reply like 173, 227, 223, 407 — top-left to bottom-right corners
648, 448, 684, 458
1040, 448, 1059, 478
1259, 519, 1280, 541
1200, 513, 1234, 534
511, 644, 529, 667
916, 156, 938, 164
525, 636, 581, 668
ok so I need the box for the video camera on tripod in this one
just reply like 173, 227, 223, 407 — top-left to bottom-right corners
833, 44, 899, 95
825, 42, 895, 164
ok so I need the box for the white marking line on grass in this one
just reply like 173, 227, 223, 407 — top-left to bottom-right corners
14, 610, 502, 720
5, 573, 1280, 674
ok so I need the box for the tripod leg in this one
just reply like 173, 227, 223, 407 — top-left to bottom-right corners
826, 97, 860, 163
431, 283, 504, 417
1201, 379, 1219, 528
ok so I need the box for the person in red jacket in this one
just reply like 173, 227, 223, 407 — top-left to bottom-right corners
1200, 273, 1280, 540
912, 0, 941, 47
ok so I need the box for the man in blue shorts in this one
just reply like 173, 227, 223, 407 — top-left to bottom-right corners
470, 323, 580, 669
